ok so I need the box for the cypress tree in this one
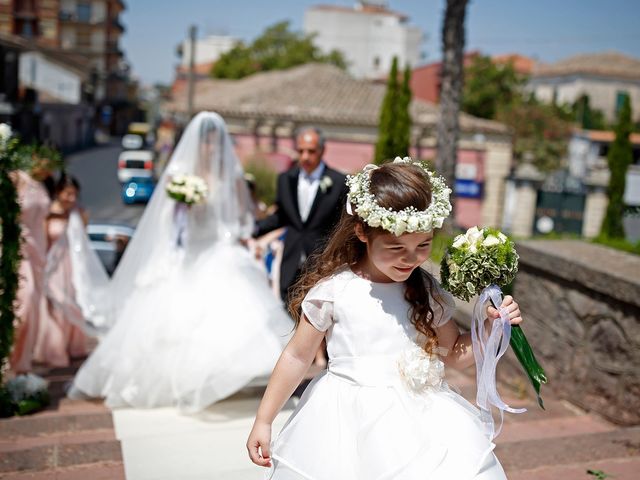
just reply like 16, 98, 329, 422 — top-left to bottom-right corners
600, 94, 633, 239
374, 57, 400, 165
395, 64, 412, 158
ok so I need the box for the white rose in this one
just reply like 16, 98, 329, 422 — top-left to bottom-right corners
498, 232, 508, 243
398, 345, 444, 392
368, 214, 381, 227
465, 226, 484, 247
452, 234, 468, 249
0, 123, 12, 143
394, 218, 408, 236
407, 216, 420, 231
482, 235, 500, 247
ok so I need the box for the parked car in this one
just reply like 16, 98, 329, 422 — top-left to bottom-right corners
117, 150, 154, 183
87, 223, 135, 275
121, 176, 156, 204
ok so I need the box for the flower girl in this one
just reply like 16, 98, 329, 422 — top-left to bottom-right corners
247, 158, 523, 479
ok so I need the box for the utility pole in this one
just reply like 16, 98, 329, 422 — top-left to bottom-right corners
187, 24, 197, 118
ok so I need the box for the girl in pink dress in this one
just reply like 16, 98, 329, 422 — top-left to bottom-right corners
35, 175, 88, 367
11, 162, 52, 374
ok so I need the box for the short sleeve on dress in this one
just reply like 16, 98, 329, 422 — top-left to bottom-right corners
430, 278, 457, 328
301, 277, 334, 332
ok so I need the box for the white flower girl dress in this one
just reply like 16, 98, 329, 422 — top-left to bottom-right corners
268, 267, 507, 479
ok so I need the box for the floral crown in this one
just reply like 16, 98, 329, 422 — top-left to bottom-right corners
346, 157, 452, 236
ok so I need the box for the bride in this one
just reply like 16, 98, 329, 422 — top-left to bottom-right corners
70, 112, 292, 412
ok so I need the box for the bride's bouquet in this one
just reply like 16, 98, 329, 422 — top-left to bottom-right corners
166, 174, 208, 206
441, 227, 547, 435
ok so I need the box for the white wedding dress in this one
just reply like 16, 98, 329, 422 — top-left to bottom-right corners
268, 268, 506, 479
70, 112, 291, 412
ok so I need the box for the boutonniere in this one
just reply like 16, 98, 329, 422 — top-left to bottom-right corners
319, 175, 333, 193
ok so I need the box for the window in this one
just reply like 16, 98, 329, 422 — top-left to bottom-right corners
77, 2, 91, 22
615, 91, 629, 117
20, 22, 33, 38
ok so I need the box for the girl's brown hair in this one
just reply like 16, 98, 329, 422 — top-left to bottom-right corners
289, 162, 442, 354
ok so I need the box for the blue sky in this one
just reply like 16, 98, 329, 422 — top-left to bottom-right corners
122, 0, 640, 85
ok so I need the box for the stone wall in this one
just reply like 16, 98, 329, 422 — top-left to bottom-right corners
504, 240, 640, 425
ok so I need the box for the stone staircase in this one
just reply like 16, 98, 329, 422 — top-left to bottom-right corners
447, 367, 640, 480
0, 362, 125, 480
1, 361, 638, 479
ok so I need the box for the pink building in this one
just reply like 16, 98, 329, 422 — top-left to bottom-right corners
165, 63, 512, 228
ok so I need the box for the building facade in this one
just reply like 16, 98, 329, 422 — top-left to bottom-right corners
304, 1, 423, 79
528, 52, 640, 123
0, 32, 93, 150
164, 63, 513, 230
0, 0, 134, 134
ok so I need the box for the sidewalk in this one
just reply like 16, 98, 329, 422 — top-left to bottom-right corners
113, 385, 294, 480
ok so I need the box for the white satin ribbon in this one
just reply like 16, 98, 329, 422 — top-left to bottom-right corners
471, 284, 526, 439
173, 202, 189, 248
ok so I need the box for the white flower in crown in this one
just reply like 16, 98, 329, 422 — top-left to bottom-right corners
319, 175, 333, 193
0, 123, 12, 150
398, 344, 445, 393
345, 156, 452, 236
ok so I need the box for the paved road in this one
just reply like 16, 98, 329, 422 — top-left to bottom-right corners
65, 140, 146, 227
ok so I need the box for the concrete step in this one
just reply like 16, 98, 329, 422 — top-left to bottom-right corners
0, 461, 125, 480
0, 429, 118, 453
0, 411, 114, 439
498, 414, 617, 443
0, 436, 122, 474
497, 426, 640, 473
508, 456, 640, 480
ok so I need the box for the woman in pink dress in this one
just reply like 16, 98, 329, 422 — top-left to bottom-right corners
35, 175, 88, 367
11, 160, 52, 374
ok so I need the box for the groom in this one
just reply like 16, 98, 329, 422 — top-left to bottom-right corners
254, 127, 347, 303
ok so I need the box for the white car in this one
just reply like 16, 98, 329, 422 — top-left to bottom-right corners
117, 150, 154, 183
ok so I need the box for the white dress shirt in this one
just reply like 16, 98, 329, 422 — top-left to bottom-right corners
297, 162, 325, 222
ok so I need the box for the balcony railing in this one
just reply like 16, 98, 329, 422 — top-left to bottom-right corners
59, 11, 109, 25
111, 19, 126, 32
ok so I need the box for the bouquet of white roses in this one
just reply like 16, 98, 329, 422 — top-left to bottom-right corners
441, 226, 518, 301
166, 174, 208, 205
441, 226, 547, 422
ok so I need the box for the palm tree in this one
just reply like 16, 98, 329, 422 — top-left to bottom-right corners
437, 0, 469, 215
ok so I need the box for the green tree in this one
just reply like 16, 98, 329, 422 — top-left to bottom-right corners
395, 64, 413, 158
497, 98, 573, 172
600, 94, 633, 239
572, 94, 607, 130
211, 21, 347, 79
462, 55, 525, 119
374, 57, 400, 165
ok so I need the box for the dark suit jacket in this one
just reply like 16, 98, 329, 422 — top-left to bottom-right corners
255, 164, 347, 301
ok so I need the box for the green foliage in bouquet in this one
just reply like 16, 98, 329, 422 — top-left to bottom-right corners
440, 226, 548, 409
440, 226, 518, 301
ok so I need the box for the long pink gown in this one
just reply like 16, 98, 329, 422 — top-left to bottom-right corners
11, 171, 50, 373
34, 213, 88, 367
